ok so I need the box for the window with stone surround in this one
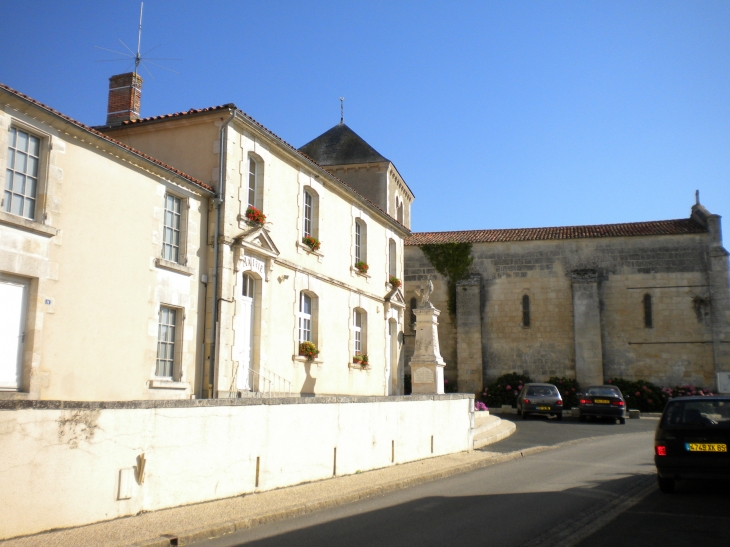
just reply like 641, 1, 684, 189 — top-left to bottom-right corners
302, 187, 320, 240
4, 127, 41, 220
389, 239, 397, 277
353, 308, 367, 356
355, 219, 367, 264
162, 193, 188, 264
298, 291, 318, 345
643, 294, 653, 328
155, 306, 182, 379
522, 294, 531, 328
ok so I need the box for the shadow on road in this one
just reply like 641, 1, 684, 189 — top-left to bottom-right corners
197, 474, 663, 547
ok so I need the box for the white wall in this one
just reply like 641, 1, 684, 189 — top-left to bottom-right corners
0, 394, 473, 539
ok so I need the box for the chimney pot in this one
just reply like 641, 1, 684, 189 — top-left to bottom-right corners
106, 72, 143, 126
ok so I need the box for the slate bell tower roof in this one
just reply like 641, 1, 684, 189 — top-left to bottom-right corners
299, 123, 389, 166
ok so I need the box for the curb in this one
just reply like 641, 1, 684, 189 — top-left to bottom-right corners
128, 433, 645, 547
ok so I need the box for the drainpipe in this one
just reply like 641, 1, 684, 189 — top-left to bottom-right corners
208, 107, 237, 398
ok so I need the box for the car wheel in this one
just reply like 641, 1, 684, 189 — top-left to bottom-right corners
619, 418, 626, 425
579, 414, 586, 422
522, 410, 528, 420
658, 476, 675, 494
556, 413, 563, 421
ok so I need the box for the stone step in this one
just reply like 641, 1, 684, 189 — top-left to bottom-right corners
473, 413, 501, 436
473, 418, 517, 450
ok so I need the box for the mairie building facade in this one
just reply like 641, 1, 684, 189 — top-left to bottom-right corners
0, 73, 412, 401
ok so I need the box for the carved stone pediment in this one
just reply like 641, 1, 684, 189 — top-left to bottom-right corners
234, 225, 280, 259
233, 226, 280, 280
384, 286, 406, 308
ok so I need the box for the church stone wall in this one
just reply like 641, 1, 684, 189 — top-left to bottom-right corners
405, 231, 722, 391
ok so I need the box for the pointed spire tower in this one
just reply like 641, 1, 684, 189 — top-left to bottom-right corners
299, 116, 414, 228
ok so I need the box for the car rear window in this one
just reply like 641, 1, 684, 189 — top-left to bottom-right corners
586, 387, 621, 397
526, 386, 558, 396
662, 400, 730, 427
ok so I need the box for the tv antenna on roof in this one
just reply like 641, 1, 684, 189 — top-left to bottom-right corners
94, 2, 180, 78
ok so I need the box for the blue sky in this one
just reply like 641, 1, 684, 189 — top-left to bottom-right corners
2, 1, 728, 243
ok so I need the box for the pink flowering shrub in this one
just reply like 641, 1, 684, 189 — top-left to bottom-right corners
474, 401, 489, 412
482, 372, 531, 408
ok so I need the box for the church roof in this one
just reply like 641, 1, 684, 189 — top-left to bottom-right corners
298, 123, 389, 166
406, 218, 707, 245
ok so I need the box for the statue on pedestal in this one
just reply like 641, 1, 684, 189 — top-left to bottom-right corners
409, 280, 446, 394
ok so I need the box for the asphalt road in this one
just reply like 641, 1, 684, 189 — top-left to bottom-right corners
191, 417, 660, 547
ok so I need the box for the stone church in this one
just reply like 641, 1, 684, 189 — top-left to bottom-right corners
404, 202, 730, 393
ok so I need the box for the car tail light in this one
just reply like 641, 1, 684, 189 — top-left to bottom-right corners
523, 399, 530, 404
612, 401, 625, 406
556, 400, 563, 405
580, 399, 591, 405
655, 445, 667, 457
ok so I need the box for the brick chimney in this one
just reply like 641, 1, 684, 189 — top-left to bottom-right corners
106, 72, 143, 126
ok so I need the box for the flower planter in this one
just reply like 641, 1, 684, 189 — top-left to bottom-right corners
355, 261, 369, 274
389, 276, 402, 289
302, 236, 321, 252
298, 341, 319, 360
245, 206, 266, 225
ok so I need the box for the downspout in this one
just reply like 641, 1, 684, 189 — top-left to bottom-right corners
208, 108, 237, 398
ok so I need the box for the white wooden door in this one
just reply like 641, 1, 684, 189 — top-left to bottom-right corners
0, 277, 27, 390
385, 320, 394, 395
237, 274, 255, 391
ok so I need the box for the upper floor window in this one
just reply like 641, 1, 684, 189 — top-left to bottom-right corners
4, 127, 40, 220
303, 190, 313, 237
162, 193, 183, 263
396, 197, 404, 224
644, 294, 653, 328
355, 219, 368, 264
298, 292, 312, 343
389, 239, 397, 277
522, 294, 531, 328
247, 157, 257, 208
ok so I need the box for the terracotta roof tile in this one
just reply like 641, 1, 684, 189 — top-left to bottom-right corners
406, 218, 706, 246
0, 83, 213, 192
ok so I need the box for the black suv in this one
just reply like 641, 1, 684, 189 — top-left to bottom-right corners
655, 396, 730, 493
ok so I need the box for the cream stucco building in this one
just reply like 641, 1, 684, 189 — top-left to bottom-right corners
0, 82, 212, 401
1, 73, 413, 401
99, 76, 412, 398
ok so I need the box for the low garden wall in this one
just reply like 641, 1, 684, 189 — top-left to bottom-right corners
0, 394, 473, 540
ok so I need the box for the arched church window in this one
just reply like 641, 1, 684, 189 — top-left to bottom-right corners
522, 294, 531, 328
644, 294, 653, 328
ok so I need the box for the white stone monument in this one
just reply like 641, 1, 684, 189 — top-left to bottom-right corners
409, 280, 446, 394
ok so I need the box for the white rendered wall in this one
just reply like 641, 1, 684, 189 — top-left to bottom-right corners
0, 394, 473, 540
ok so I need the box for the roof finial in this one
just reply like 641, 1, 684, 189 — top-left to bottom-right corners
339, 97, 344, 124
696, 189, 700, 205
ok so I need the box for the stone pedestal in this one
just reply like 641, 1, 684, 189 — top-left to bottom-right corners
409, 306, 446, 394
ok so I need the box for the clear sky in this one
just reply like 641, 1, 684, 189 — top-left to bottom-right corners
2, 1, 728, 242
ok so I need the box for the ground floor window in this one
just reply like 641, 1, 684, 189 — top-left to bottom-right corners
156, 306, 178, 378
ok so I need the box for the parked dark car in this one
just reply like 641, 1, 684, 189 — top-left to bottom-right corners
655, 396, 730, 493
517, 383, 563, 420
579, 385, 626, 424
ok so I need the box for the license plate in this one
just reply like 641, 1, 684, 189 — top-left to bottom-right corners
686, 443, 727, 452
538, 406, 550, 410
594, 399, 610, 404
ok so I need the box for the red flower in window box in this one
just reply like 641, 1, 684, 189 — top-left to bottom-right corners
302, 236, 321, 252
299, 341, 319, 360
245, 206, 266, 225
355, 261, 369, 274
389, 276, 402, 289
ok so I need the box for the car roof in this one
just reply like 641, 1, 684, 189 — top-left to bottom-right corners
585, 385, 620, 389
524, 383, 557, 387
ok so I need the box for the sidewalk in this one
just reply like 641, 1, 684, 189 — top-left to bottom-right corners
1, 445, 556, 547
